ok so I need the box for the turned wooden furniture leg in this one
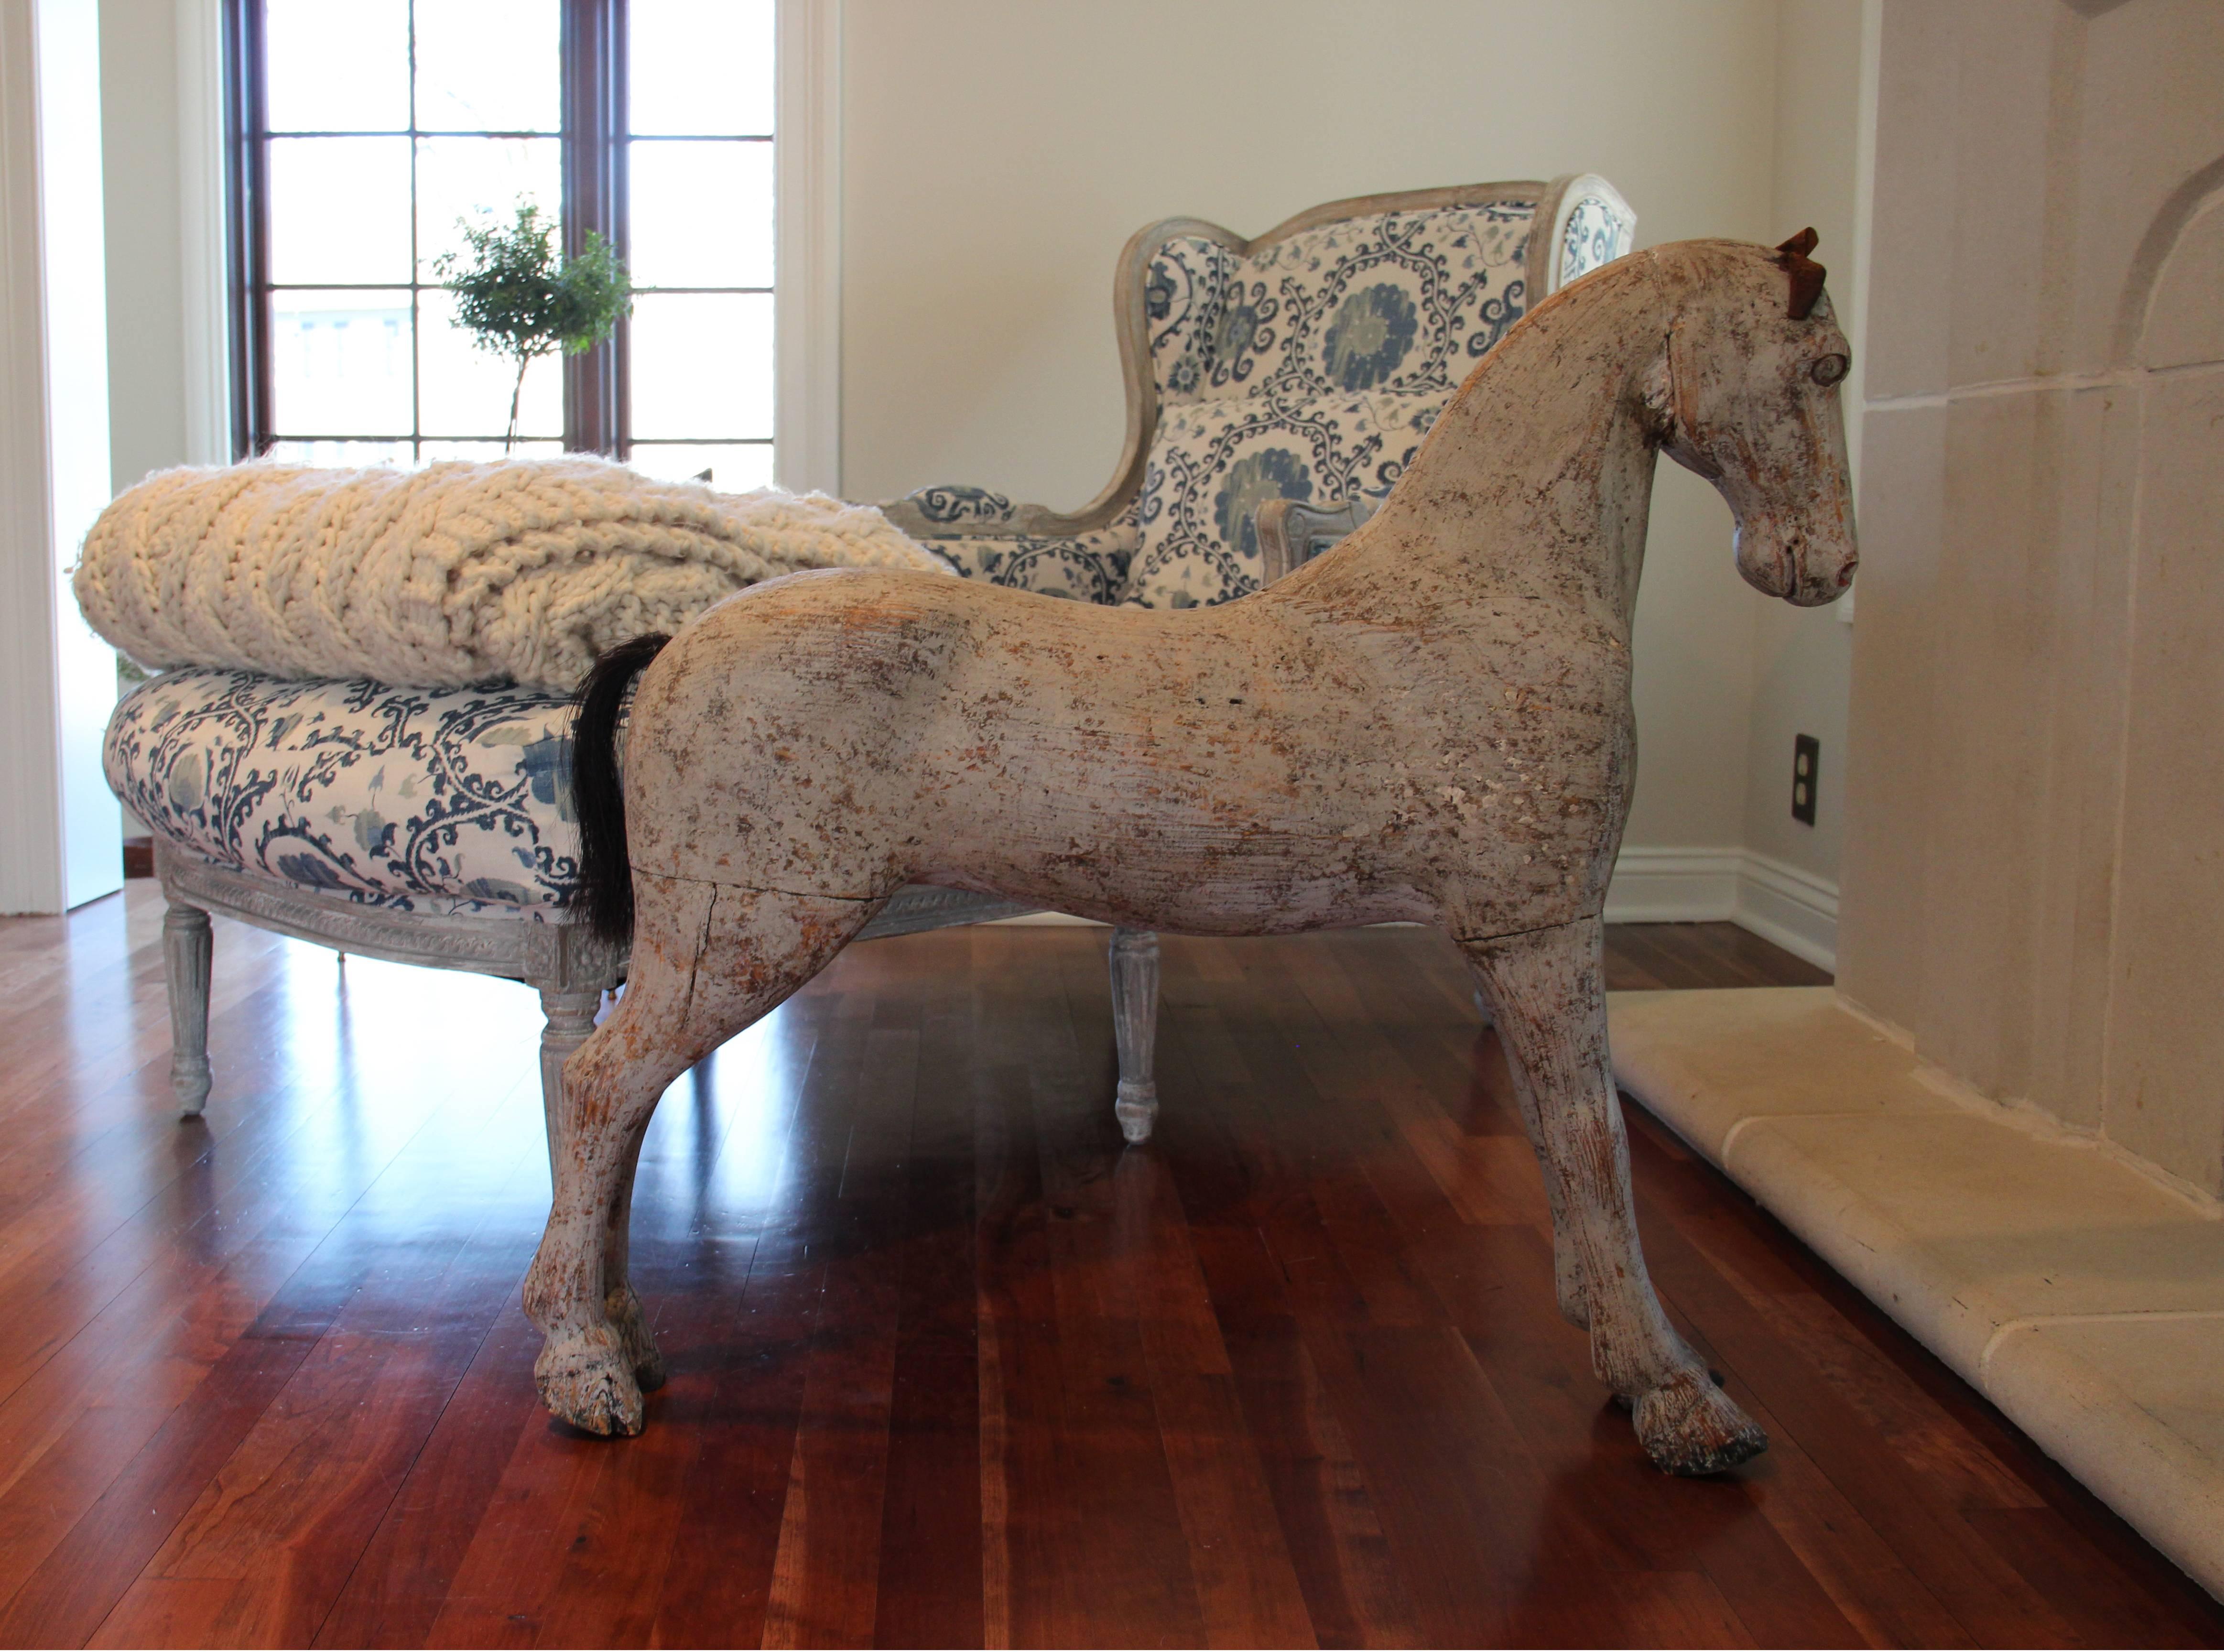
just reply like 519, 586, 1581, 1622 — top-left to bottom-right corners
536, 983, 604, 1180
1108, 926, 1160, 1144
163, 900, 214, 1118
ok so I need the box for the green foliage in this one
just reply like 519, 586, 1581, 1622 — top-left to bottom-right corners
434, 201, 632, 447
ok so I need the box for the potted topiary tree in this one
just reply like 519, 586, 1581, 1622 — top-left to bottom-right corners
435, 200, 632, 451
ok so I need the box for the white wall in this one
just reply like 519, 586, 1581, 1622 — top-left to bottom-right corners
1, 0, 122, 914
1744, 0, 1861, 887
99, 0, 189, 493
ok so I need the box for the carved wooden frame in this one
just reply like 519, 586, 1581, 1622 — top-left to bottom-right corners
1258, 494, 1383, 585
877, 173, 1634, 541
152, 837, 1033, 1134
154, 840, 630, 1141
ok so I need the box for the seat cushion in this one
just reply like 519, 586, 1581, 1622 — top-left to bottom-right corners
108, 667, 582, 916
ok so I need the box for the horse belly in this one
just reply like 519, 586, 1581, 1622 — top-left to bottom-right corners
913, 703, 1437, 934
619, 572, 1440, 932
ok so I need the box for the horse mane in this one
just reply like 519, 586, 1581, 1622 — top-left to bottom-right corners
1282, 235, 1829, 616
1511, 234, 1830, 337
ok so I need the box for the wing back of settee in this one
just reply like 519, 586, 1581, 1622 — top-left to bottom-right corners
1119, 174, 1635, 608
874, 175, 1635, 610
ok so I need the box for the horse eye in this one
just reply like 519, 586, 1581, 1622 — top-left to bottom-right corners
1811, 353, 1849, 387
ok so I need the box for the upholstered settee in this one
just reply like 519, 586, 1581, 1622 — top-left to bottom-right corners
108, 669, 1025, 1127
875, 173, 1635, 1134
106, 173, 1633, 1146
879, 175, 1636, 595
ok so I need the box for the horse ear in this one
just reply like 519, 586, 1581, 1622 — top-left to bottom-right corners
1775, 228, 1827, 321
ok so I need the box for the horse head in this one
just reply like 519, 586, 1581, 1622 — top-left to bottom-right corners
1642, 231, 1859, 606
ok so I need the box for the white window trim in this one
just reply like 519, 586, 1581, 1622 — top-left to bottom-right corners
178, 0, 841, 490
774, 0, 841, 495
1, 0, 123, 914
177, 0, 230, 466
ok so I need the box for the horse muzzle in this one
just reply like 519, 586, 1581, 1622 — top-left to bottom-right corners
1735, 519, 1858, 607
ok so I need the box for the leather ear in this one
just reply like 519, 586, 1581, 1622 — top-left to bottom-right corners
1774, 228, 1826, 320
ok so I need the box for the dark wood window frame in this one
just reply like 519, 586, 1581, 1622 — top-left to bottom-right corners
222, 0, 774, 467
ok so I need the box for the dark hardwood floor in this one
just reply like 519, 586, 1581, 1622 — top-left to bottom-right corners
0, 886, 2211, 1648
1604, 921, 1834, 991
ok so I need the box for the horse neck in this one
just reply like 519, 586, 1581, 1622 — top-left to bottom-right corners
1297, 270, 1667, 634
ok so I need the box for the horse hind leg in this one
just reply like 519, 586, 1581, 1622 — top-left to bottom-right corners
524, 871, 871, 1436
600, 1114, 665, 1393
1461, 917, 1767, 1477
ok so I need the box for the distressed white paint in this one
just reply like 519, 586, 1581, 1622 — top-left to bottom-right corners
525, 238, 1860, 1476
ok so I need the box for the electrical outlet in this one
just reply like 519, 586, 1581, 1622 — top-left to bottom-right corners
1791, 734, 1820, 826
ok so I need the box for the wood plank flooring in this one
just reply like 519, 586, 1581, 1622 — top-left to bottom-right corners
0, 885, 2211, 1648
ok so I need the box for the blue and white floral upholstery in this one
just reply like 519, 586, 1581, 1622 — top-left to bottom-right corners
892, 177, 1634, 613
108, 666, 581, 917
1127, 204, 1532, 608
1561, 193, 1626, 281
917, 521, 1139, 604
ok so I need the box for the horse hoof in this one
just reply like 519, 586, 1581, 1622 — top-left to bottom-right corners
535, 1326, 646, 1436
607, 1284, 668, 1392
1632, 1369, 1767, 1476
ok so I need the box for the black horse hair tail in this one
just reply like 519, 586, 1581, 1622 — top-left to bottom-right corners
569, 633, 672, 945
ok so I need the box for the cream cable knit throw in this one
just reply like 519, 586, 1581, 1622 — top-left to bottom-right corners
73, 457, 949, 693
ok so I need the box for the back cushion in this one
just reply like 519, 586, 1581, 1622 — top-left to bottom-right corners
1127, 201, 1533, 609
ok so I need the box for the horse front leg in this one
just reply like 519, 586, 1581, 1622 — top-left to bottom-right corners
1460, 916, 1767, 1476
524, 872, 869, 1436
1488, 1026, 1588, 1332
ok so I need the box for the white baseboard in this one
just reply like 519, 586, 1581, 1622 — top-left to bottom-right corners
1732, 850, 1839, 971
1602, 847, 1741, 924
979, 846, 1840, 969
1606, 845, 1838, 972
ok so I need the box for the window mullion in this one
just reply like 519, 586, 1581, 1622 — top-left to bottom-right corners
407, 0, 421, 465
224, 0, 273, 458
562, 0, 624, 455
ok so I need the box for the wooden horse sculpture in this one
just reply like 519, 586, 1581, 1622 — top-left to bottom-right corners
531, 234, 1858, 1475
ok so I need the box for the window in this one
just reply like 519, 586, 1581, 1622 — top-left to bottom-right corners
225, 0, 776, 489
